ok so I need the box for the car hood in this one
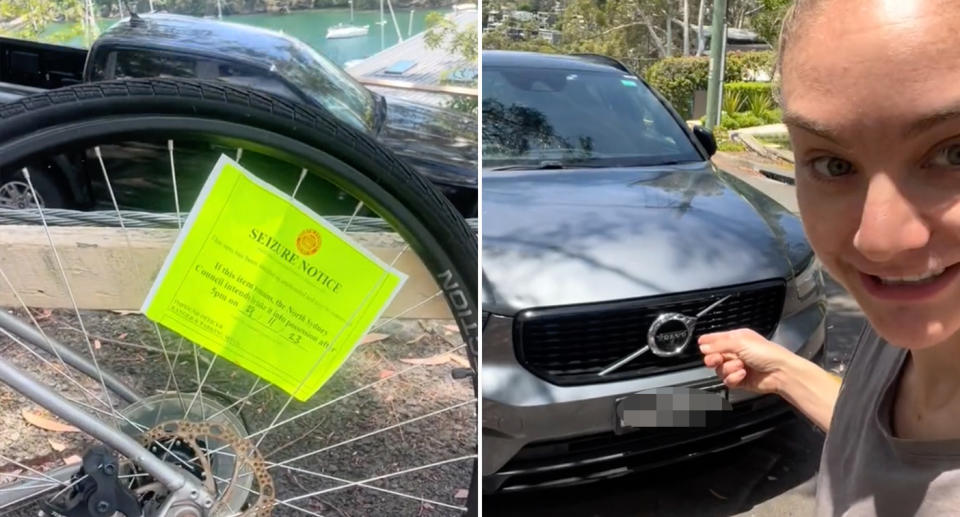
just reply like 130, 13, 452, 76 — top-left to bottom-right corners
379, 97, 477, 187
482, 162, 812, 315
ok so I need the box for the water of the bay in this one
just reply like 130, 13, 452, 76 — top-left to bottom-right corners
40, 7, 443, 66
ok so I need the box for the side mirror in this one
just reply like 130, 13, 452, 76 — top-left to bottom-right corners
693, 125, 717, 157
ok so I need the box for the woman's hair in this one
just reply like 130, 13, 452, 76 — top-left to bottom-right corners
773, 0, 823, 103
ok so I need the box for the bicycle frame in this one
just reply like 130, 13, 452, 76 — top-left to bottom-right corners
0, 318, 215, 513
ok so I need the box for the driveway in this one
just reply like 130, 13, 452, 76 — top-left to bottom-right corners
484, 156, 866, 517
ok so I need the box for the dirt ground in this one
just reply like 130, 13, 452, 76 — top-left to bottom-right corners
0, 308, 476, 516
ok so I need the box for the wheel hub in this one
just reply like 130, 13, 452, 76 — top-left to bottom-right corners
0, 180, 43, 209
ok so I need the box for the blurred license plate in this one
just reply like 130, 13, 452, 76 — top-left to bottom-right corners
614, 386, 731, 433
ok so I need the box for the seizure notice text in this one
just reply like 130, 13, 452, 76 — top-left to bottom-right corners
141, 155, 406, 401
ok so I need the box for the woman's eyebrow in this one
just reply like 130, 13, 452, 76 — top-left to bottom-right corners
782, 109, 851, 148
906, 105, 960, 138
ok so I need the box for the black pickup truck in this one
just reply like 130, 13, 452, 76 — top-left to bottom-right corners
0, 14, 477, 216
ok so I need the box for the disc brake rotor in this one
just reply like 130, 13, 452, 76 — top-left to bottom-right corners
138, 420, 274, 517
112, 394, 274, 516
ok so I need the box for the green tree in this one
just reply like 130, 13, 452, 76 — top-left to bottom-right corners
481, 17, 558, 53
749, 0, 791, 46
424, 12, 479, 114
1, 0, 87, 41
482, 0, 699, 71
425, 11, 478, 63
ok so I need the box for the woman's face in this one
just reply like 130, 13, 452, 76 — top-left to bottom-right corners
783, 1, 960, 350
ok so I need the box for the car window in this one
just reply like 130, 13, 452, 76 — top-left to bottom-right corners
274, 38, 374, 133
114, 51, 196, 79
215, 62, 302, 103
482, 66, 702, 168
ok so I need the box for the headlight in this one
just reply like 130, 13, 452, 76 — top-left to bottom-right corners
793, 255, 823, 300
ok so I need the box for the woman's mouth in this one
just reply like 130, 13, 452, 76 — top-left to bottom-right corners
860, 263, 960, 302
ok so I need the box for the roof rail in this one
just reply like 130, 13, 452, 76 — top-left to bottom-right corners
569, 53, 632, 74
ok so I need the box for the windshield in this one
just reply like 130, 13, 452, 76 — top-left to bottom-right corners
279, 37, 376, 132
482, 66, 702, 168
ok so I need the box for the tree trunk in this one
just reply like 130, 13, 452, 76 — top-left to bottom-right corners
696, 0, 706, 56
665, 6, 672, 56
683, 0, 690, 56
638, 9, 668, 57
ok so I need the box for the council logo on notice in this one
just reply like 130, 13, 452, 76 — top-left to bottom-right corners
296, 229, 321, 256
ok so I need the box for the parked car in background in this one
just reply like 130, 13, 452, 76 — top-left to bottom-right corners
481, 50, 826, 492
0, 14, 477, 216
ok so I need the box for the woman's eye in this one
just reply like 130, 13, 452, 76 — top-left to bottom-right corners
810, 156, 854, 178
929, 144, 960, 167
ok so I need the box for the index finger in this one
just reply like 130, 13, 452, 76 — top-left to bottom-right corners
698, 330, 741, 345
697, 333, 745, 355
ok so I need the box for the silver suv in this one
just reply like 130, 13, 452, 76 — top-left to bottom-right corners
481, 50, 826, 493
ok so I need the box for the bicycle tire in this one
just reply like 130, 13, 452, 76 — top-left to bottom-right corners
0, 79, 478, 515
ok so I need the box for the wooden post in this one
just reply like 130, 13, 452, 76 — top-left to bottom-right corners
0, 226, 451, 319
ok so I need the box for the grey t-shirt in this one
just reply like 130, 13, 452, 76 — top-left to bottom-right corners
815, 326, 960, 516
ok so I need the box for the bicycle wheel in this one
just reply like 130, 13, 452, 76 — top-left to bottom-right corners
0, 79, 477, 516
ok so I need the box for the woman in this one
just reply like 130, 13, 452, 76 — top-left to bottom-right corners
700, 0, 960, 515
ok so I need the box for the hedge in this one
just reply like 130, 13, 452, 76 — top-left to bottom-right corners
644, 51, 776, 119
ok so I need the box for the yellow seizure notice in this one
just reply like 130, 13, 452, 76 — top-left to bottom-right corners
141, 155, 406, 401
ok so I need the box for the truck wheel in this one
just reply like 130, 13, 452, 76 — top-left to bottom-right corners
0, 167, 69, 209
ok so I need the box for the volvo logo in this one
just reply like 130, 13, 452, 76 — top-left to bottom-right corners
598, 295, 732, 377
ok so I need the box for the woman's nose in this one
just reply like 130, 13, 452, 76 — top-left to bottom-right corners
853, 173, 930, 262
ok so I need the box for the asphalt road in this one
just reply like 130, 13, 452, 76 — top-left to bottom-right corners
484, 158, 867, 517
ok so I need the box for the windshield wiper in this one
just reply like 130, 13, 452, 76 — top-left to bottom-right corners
488, 161, 575, 171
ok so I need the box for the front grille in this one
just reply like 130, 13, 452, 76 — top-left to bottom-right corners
515, 280, 786, 385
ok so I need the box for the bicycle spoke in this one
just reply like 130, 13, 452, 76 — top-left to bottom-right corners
251, 270, 390, 451
268, 462, 465, 512
186, 352, 218, 419
291, 168, 308, 199
0, 265, 103, 411
342, 201, 364, 233
0, 323, 206, 481
48, 474, 88, 502
370, 290, 443, 333
0, 330, 172, 446
271, 399, 474, 468
155, 331, 187, 417
117, 473, 152, 480
245, 343, 466, 444
0, 472, 60, 485
190, 345, 208, 420
204, 379, 269, 422
253, 396, 475, 512
264, 455, 475, 510
0, 485, 59, 511
197, 343, 467, 461
167, 140, 208, 420
207, 471, 321, 517
0, 483, 58, 494
15, 170, 121, 428
0, 325, 181, 434
0, 454, 67, 487
0, 326, 110, 410
168, 140, 182, 228
98, 146, 187, 416
388, 242, 410, 267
